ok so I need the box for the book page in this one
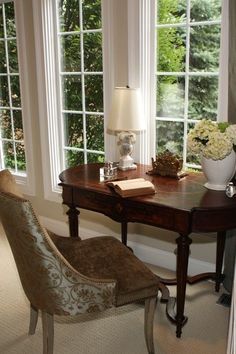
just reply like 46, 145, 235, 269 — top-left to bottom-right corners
111, 178, 147, 191
116, 181, 154, 191
107, 178, 155, 197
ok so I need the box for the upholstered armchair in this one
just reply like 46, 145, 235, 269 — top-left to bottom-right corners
0, 169, 159, 354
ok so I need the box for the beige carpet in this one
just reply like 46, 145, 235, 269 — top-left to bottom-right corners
0, 229, 230, 354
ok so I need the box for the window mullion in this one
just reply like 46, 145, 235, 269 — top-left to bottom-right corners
183, 0, 191, 166
79, 0, 87, 164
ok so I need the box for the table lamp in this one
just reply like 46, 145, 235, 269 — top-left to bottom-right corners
107, 87, 145, 170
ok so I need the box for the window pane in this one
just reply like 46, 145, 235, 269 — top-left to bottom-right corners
3, 141, 14, 169
86, 114, 104, 150
84, 75, 103, 112
60, 34, 81, 72
64, 113, 83, 148
13, 110, 23, 140
0, 2, 25, 173
157, 27, 186, 72
65, 149, 84, 167
155, 0, 221, 168
58, 0, 80, 32
16, 142, 26, 171
190, 0, 221, 22
82, 0, 102, 30
57, 0, 103, 168
0, 76, 9, 106
87, 152, 104, 163
156, 120, 184, 156
186, 122, 201, 165
157, 75, 185, 118
157, 0, 186, 25
11, 75, 21, 107
5, 2, 16, 38
0, 5, 4, 38
84, 32, 102, 72
188, 76, 218, 120
62, 75, 82, 111
0, 41, 6, 73
8, 39, 19, 72
190, 24, 221, 72
0, 109, 12, 139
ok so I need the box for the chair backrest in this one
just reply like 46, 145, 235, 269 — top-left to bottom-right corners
0, 171, 116, 316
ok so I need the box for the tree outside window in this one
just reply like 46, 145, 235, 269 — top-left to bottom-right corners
0, 2, 26, 173
57, 0, 104, 168
155, 0, 221, 168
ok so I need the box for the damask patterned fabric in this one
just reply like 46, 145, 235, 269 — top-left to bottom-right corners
0, 192, 116, 316
51, 234, 160, 307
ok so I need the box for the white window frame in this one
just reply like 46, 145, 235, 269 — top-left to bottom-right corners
0, 0, 35, 195
32, 0, 62, 202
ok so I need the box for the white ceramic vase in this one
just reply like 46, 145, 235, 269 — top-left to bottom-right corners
201, 150, 236, 190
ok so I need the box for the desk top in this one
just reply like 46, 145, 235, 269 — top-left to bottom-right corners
59, 163, 236, 234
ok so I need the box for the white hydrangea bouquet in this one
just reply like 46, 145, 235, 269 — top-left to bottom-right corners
187, 119, 236, 161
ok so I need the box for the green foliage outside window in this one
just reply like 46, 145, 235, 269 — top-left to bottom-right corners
156, 0, 222, 166
58, 0, 104, 167
0, 2, 26, 172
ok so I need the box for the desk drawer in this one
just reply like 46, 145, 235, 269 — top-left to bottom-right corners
73, 189, 126, 222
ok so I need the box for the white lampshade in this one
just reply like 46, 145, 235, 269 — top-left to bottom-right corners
107, 87, 145, 132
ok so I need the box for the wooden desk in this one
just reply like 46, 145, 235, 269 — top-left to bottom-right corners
59, 163, 236, 337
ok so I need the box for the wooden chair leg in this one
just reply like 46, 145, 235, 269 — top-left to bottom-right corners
144, 297, 157, 354
42, 311, 54, 354
29, 304, 38, 335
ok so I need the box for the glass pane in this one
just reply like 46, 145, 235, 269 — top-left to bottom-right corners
0, 109, 12, 139
3, 141, 15, 169
8, 39, 18, 72
87, 152, 104, 163
63, 113, 83, 148
84, 75, 103, 112
156, 120, 184, 156
186, 122, 201, 165
156, 75, 185, 118
62, 75, 82, 111
190, 0, 221, 22
157, 0, 186, 25
86, 114, 104, 150
58, 0, 80, 32
60, 34, 81, 72
0, 5, 4, 38
65, 149, 84, 167
157, 27, 186, 72
11, 75, 21, 107
190, 24, 221, 72
16, 142, 26, 171
84, 32, 102, 72
188, 76, 218, 120
13, 110, 23, 140
82, 0, 102, 30
5, 2, 16, 38
0, 41, 6, 73
0, 76, 9, 106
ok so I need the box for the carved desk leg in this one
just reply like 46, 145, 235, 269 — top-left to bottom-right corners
215, 231, 226, 292
66, 205, 81, 239
175, 233, 192, 338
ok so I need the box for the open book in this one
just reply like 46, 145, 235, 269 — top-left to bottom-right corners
107, 178, 156, 198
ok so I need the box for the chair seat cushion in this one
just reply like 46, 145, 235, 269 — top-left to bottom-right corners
50, 234, 159, 306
